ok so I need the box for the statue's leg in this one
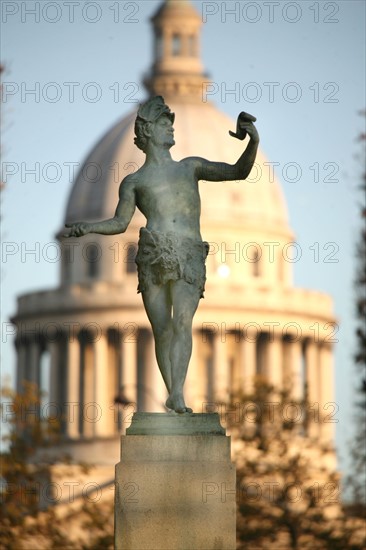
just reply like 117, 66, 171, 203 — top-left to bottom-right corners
141, 283, 173, 393
166, 279, 201, 413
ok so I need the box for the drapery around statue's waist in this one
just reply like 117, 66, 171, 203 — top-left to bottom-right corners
135, 227, 209, 298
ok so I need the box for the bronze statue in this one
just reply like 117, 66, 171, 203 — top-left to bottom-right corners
65, 96, 259, 413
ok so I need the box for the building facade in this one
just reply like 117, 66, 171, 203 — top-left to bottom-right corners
12, 0, 337, 467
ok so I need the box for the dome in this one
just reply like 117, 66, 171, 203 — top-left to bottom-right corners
64, 0, 291, 237
64, 100, 291, 236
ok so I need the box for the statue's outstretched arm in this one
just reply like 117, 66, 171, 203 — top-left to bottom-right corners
64, 176, 136, 238
192, 112, 259, 182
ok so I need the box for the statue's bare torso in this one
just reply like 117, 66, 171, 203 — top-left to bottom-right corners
127, 158, 202, 240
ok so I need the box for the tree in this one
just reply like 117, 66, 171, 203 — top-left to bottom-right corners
0, 382, 74, 549
0, 383, 114, 549
225, 380, 365, 550
348, 117, 366, 513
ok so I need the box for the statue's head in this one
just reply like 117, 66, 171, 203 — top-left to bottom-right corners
134, 96, 175, 152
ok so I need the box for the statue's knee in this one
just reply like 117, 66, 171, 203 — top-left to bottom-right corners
154, 325, 172, 342
172, 313, 192, 335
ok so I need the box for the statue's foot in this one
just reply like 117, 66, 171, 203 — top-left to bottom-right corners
166, 395, 191, 414
165, 395, 185, 413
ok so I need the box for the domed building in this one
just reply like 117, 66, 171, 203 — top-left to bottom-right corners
12, 0, 336, 470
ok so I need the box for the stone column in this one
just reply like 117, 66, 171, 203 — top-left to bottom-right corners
240, 337, 256, 395
164, 30, 171, 58
79, 339, 94, 438
229, 333, 242, 398
107, 331, 119, 434
16, 340, 27, 393
256, 333, 268, 377
48, 341, 60, 405
283, 338, 304, 432
119, 332, 138, 432
94, 331, 111, 436
213, 335, 229, 403
266, 335, 283, 390
66, 336, 80, 439
304, 340, 320, 439
121, 333, 138, 404
284, 339, 303, 401
28, 338, 41, 388
292, 340, 304, 401
319, 344, 335, 445
182, 33, 189, 57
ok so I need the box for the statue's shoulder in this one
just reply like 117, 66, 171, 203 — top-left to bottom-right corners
121, 168, 143, 189
180, 156, 204, 169
180, 156, 198, 164
180, 156, 208, 178
118, 171, 141, 199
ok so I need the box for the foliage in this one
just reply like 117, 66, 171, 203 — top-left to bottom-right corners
348, 118, 366, 510
227, 380, 366, 550
81, 501, 114, 550
354, 118, 366, 374
1, 380, 365, 549
0, 383, 73, 548
0, 383, 114, 549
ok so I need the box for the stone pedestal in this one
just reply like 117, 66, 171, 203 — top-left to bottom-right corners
115, 413, 236, 550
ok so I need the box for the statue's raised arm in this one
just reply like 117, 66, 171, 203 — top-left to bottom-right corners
191, 111, 259, 183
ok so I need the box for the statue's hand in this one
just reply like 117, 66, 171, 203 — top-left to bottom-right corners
229, 112, 258, 142
64, 221, 91, 238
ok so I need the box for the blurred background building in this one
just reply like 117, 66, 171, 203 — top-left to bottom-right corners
12, 0, 337, 474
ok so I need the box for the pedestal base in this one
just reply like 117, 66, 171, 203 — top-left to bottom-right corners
115, 413, 236, 550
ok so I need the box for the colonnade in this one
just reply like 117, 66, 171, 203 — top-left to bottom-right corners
15, 325, 335, 445
186, 329, 335, 445
15, 326, 166, 439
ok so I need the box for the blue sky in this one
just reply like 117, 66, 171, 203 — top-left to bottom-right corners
1, 1, 365, 486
